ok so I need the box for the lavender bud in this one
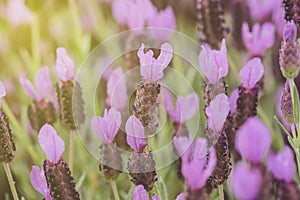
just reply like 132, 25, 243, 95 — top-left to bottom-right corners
280, 81, 294, 123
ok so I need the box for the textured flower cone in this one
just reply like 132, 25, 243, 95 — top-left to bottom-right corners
56, 80, 85, 130
196, 0, 228, 49
258, 165, 275, 199
99, 143, 123, 180
186, 187, 209, 200
0, 110, 16, 163
280, 82, 294, 123
280, 39, 300, 78
283, 0, 300, 36
276, 181, 300, 200
206, 128, 231, 186
204, 80, 227, 108
43, 159, 80, 200
28, 100, 56, 131
127, 152, 157, 191
172, 122, 189, 138
133, 80, 160, 135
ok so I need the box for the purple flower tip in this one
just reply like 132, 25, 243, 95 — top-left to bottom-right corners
284, 21, 297, 42
91, 107, 121, 144
229, 89, 239, 113
30, 166, 52, 200
175, 193, 185, 200
56, 47, 74, 82
152, 195, 161, 200
38, 124, 65, 163
267, 146, 296, 182
231, 161, 262, 200
138, 42, 173, 82
133, 185, 148, 200
235, 117, 271, 163
239, 58, 264, 89
205, 93, 230, 132
0, 81, 6, 107
125, 115, 147, 152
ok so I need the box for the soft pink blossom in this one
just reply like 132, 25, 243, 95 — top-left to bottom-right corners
6, 0, 33, 26
246, 0, 276, 21
229, 89, 239, 113
30, 166, 52, 200
125, 115, 147, 152
173, 136, 193, 156
239, 58, 264, 89
56, 47, 74, 82
0, 81, 6, 107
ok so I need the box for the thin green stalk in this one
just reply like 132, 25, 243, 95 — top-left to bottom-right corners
218, 184, 224, 200
68, 131, 75, 171
3, 163, 19, 200
289, 78, 300, 133
110, 180, 120, 200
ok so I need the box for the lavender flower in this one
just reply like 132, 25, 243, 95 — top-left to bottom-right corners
235, 117, 271, 163
229, 89, 238, 113
246, 0, 276, 21
133, 185, 160, 200
239, 58, 264, 89
56, 48, 74, 82
280, 80, 294, 123
125, 115, 147, 152
6, 0, 33, 26
231, 162, 262, 200
0, 81, 6, 107
30, 166, 52, 200
173, 136, 193, 156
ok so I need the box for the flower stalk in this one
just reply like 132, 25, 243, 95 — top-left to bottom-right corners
3, 163, 19, 200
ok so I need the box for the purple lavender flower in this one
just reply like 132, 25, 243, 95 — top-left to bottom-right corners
132, 185, 160, 200
229, 89, 238, 113
164, 91, 199, 123
30, 166, 52, 200
199, 39, 228, 84
125, 115, 147, 152
231, 161, 262, 200
0, 81, 6, 107
267, 146, 296, 182
173, 135, 193, 156
242, 22, 275, 57
235, 117, 271, 163
56, 47, 74, 82
246, 0, 279, 21
6, 0, 33, 26
91, 107, 121, 144
138, 42, 173, 82
239, 58, 264, 89
272, 1, 286, 37
175, 193, 185, 200
283, 21, 297, 42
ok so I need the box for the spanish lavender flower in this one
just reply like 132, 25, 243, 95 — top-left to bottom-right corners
132, 185, 161, 200
6, 0, 33, 26
0, 81, 15, 163
231, 162, 262, 200
283, 0, 300, 35
30, 166, 52, 200
91, 108, 123, 179
39, 124, 80, 200
279, 21, 300, 78
246, 0, 276, 21
280, 80, 294, 123
242, 22, 275, 58
55, 47, 85, 130
235, 117, 271, 163
19, 66, 56, 131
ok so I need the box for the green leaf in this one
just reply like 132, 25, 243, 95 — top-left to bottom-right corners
157, 178, 169, 200
125, 184, 135, 200
75, 172, 86, 190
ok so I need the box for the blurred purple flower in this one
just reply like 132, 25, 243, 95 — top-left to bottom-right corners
231, 161, 262, 200
229, 89, 238, 113
173, 135, 193, 156
125, 115, 147, 152
38, 124, 65, 163
30, 166, 52, 200
6, 0, 33, 26
19, 66, 53, 102
164, 91, 199, 123
235, 117, 271, 163
138, 43, 173, 82
246, 0, 275, 21
175, 193, 185, 200
133, 185, 148, 200
181, 138, 216, 191
148, 6, 176, 42
106, 67, 128, 111
267, 146, 296, 182
242, 22, 275, 57
272, 2, 285, 37
91, 107, 121, 144
152, 195, 160, 200
283, 21, 297, 42
111, 0, 130, 25
56, 47, 74, 82
199, 39, 228, 84
239, 58, 264, 89
0, 81, 6, 107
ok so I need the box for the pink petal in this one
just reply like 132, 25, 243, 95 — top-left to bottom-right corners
173, 136, 193, 156
229, 89, 239, 113
0, 81, 6, 106
132, 185, 148, 200
239, 58, 264, 89
111, 0, 130, 25
155, 43, 173, 71
30, 166, 49, 197
6, 0, 33, 26
164, 91, 179, 122
125, 115, 147, 151
38, 124, 65, 163
205, 93, 229, 132
56, 47, 74, 82
246, 0, 275, 21
175, 193, 185, 200
235, 117, 271, 163
177, 93, 200, 122
35, 66, 52, 101
152, 196, 161, 200
19, 73, 39, 101
283, 21, 297, 41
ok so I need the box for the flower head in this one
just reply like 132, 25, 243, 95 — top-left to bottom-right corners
246, 0, 276, 21
283, 20, 297, 42
91, 107, 121, 144
19, 66, 52, 102
199, 39, 228, 84
125, 115, 147, 152
138, 43, 173, 82
132, 185, 160, 200
267, 146, 296, 182
30, 166, 52, 200
6, 0, 33, 26
0, 81, 6, 107
38, 124, 65, 163
239, 58, 264, 89
242, 22, 275, 57
164, 91, 199, 123
235, 117, 271, 163
205, 93, 230, 132
231, 162, 262, 200
56, 47, 74, 82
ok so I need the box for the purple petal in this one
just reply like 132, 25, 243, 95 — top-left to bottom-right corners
6, 0, 33, 26
56, 47, 74, 82
133, 185, 148, 200
239, 58, 264, 89
125, 115, 147, 151
267, 146, 296, 182
19, 73, 38, 101
0, 81, 6, 106
229, 89, 238, 113
175, 193, 185, 200
30, 166, 49, 198
106, 67, 128, 111
206, 93, 229, 132
156, 43, 173, 70
164, 91, 179, 122
91, 108, 121, 143
152, 196, 160, 200
284, 21, 297, 41
231, 162, 262, 200
235, 117, 271, 163
247, 0, 275, 21
35, 66, 52, 101
111, 0, 130, 25
173, 136, 193, 156
38, 124, 65, 163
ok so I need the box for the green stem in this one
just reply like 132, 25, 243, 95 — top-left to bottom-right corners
68, 131, 75, 171
3, 163, 19, 200
110, 180, 120, 200
218, 184, 224, 200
